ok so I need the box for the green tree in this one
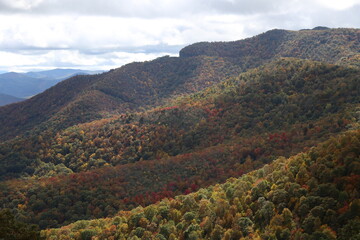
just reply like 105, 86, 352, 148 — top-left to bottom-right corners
0, 209, 40, 240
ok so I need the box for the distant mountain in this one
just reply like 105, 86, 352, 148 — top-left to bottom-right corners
24, 69, 103, 80
0, 28, 359, 142
0, 72, 59, 98
0, 69, 103, 98
0, 93, 23, 106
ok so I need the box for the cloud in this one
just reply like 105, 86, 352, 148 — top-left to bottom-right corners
2, 0, 359, 16
315, 0, 360, 10
0, 0, 359, 72
0, 0, 192, 17
0, 49, 175, 72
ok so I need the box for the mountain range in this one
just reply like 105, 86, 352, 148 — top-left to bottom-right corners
0, 93, 23, 106
0, 27, 359, 239
0, 69, 103, 106
0, 27, 359, 141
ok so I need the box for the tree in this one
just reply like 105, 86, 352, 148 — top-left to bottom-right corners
0, 209, 40, 240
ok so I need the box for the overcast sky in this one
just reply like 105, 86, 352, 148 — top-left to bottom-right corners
0, 0, 359, 72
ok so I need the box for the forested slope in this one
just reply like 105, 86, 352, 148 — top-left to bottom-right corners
180, 27, 360, 66
0, 28, 359, 142
0, 58, 359, 229
0, 56, 245, 141
42, 129, 360, 239
0, 27, 359, 238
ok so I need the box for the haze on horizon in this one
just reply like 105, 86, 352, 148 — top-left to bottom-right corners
0, 0, 359, 72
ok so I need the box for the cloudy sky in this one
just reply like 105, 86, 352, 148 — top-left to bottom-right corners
0, 0, 359, 72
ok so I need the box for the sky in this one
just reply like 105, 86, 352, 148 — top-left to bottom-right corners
0, 0, 359, 72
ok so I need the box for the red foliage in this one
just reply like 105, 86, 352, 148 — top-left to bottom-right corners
156, 106, 179, 112
338, 202, 349, 214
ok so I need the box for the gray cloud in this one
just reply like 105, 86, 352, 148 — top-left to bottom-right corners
77, 44, 184, 55
0, 0, 315, 17
1, 44, 183, 55
0, 0, 359, 72
0, 0, 190, 16
206, 0, 289, 15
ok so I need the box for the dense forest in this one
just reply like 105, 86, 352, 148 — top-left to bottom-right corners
42, 129, 360, 239
0, 27, 359, 239
0, 58, 359, 230
180, 28, 360, 66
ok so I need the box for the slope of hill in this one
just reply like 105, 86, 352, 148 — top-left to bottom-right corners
0, 28, 359, 142
0, 58, 358, 229
0, 27, 359, 236
180, 27, 360, 66
0, 74, 102, 140
2, 58, 359, 179
41, 129, 360, 240
0, 56, 246, 141
0, 93, 23, 106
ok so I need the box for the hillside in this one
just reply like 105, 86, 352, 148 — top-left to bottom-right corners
0, 74, 102, 140
0, 93, 23, 106
2, 58, 359, 179
0, 58, 359, 229
41, 129, 360, 239
180, 27, 360, 66
0, 28, 359, 142
0, 56, 247, 141
0, 27, 359, 238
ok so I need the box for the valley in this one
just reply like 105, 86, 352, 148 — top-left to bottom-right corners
0, 27, 359, 239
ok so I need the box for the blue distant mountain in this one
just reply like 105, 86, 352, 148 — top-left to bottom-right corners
0, 93, 24, 106
0, 69, 104, 98
25, 69, 103, 80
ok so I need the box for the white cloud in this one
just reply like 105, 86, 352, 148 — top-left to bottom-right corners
1, 0, 44, 10
315, 0, 360, 10
0, 0, 359, 72
0, 49, 175, 72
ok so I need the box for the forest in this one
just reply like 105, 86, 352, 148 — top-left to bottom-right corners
0, 27, 359, 239
41, 130, 360, 239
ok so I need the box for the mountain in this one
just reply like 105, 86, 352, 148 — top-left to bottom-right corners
0, 72, 58, 98
41, 129, 360, 240
0, 93, 24, 106
0, 28, 359, 142
0, 58, 358, 229
0, 69, 103, 99
0, 56, 246, 141
24, 68, 103, 80
0, 27, 359, 237
180, 27, 360, 66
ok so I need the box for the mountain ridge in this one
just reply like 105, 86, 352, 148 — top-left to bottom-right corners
0, 27, 359, 238
0, 93, 24, 106
180, 28, 360, 65
0, 57, 358, 229
0, 27, 359, 142
24, 68, 103, 80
